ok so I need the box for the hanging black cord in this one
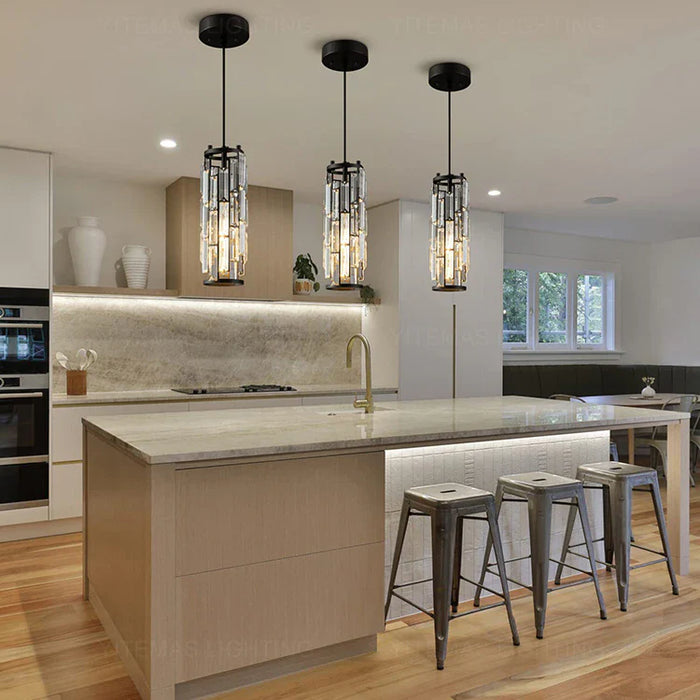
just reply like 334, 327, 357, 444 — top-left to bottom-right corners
447, 90, 452, 176
222, 47, 226, 155
343, 71, 347, 163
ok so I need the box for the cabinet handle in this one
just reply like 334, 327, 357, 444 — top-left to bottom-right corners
0, 323, 44, 329
0, 392, 43, 399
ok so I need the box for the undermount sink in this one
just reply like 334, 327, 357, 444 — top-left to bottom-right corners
320, 406, 394, 416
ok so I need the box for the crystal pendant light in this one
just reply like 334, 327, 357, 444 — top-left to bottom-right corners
198, 14, 250, 286
321, 40, 369, 290
428, 62, 471, 292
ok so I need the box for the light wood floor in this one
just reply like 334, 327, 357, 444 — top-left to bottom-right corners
1, 486, 699, 700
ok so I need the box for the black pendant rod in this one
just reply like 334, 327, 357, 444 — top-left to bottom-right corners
447, 90, 452, 176
199, 13, 250, 157
222, 47, 226, 155
343, 71, 347, 163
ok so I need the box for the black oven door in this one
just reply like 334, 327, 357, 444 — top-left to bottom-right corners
0, 389, 49, 459
0, 321, 49, 375
0, 458, 48, 509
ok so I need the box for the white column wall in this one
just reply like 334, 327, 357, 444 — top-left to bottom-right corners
398, 202, 504, 400
363, 201, 400, 388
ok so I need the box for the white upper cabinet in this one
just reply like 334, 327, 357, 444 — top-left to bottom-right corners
0, 147, 51, 289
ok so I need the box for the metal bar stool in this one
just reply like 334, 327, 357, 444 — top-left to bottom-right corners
554, 461, 679, 611
385, 483, 519, 670
474, 471, 607, 639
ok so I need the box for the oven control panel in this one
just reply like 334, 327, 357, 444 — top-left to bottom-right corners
0, 307, 21, 319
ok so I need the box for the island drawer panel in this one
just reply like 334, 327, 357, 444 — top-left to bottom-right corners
175, 452, 384, 576
175, 541, 384, 682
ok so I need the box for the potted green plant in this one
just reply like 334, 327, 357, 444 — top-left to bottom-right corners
293, 253, 321, 295
360, 285, 376, 304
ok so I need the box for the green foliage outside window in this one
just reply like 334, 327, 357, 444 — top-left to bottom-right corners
503, 267, 607, 348
538, 272, 568, 343
577, 274, 603, 344
503, 269, 528, 343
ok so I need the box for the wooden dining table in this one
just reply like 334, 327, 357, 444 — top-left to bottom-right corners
581, 393, 693, 463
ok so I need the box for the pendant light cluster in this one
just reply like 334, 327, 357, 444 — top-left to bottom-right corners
428, 63, 471, 292
198, 14, 249, 286
196, 18, 472, 293
321, 40, 369, 290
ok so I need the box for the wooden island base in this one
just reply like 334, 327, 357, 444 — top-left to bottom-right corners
84, 433, 385, 699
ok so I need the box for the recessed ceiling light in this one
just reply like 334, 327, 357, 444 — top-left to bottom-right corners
159, 138, 177, 149
584, 196, 618, 205
488, 189, 501, 197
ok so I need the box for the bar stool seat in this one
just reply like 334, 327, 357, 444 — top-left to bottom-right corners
555, 461, 679, 611
498, 471, 587, 493
385, 483, 519, 670
404, 482, 493, 508
475, 471, 607, 639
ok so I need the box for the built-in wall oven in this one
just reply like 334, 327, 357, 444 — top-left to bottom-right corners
0, 288, 49, 510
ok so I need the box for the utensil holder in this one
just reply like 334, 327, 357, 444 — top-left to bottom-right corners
66, 370, 87, 396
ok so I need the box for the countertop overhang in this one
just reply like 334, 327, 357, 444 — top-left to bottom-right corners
81, 395, 686, 466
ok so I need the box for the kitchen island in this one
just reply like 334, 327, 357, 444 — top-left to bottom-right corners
82, 396, 689, 700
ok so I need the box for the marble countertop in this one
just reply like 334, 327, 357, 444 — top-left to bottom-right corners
53, 384, 398, 406
82, 395, 685, 466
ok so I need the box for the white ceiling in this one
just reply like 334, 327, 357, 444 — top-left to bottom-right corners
2, 0, 699, 242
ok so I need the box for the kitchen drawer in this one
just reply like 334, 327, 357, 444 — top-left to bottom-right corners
175, 542, 384, 682
187, 396, 302, 411
50, 461, 82, 520
175, 451, 385, 576
52, 402, 188, 463
0, 506, 48, 527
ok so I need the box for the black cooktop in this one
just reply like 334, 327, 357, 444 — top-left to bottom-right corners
172, 384, 297, 395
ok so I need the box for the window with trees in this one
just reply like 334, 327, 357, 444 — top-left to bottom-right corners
503, 256, 615, 352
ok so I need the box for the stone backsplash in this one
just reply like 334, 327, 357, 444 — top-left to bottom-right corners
52, 295, 362, 392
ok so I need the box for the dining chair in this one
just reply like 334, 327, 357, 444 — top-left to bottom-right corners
548, 394, 586, 403
548, 394, 619, 461
635, 395, 698, 487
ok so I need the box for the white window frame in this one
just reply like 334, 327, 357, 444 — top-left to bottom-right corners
503, 253, 618, 355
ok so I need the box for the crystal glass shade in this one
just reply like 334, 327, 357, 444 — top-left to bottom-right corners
200, 145, 248, 285
323, 161, 367, 289
430, 172, 470, 291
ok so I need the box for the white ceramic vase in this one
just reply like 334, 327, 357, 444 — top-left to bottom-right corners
67, 216, 106, 286
122, 245, 151, 289
641, 385, 656, 398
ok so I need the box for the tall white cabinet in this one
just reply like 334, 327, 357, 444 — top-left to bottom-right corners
0, 147, 51, 288
0, 147, 52, 539
364, 200, 504, 400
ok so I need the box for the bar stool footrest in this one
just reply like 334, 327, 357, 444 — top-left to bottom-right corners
562, 540, 669, 571
388, 570, 512, 619
484, 553, 599, 591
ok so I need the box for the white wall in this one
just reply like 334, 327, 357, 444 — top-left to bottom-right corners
363, 201, 400, 388
292, 200, 324, 278
399, 202, 504, 400
53, 172, 166, 288
504, 227, 653, 363
649, 237, 700, 365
